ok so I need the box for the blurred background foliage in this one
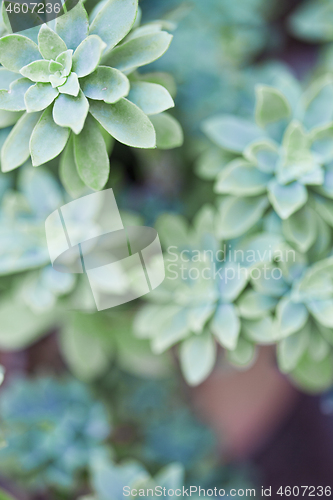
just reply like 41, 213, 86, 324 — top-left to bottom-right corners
2, 0, 333, 498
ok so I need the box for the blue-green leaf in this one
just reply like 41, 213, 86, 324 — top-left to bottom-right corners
149, 113, 183, 149
0, 78, 32, 111
215, 159, 271, 196
105, 32, 172, 73
179, 333, 216, 386
24, 82, 59, 112
53, 91, 89, 134
55, 1, 89, 50
59, 135, 86, 197
30, 106, 70, 166
1, 112, 41, 172
20, 60, 51, 83
74, 113, 109, 190
80, 66, 129, 103
56, 49, 73, 76
89, 98, 156, 148
72, 35, 106, 78
211, 303, 240, 350
38, 24, 67, 60
128, 82, 174, 115
89, 0, 138, 54
0, 34, 41, 72
255, 85, 291, 127
268, 180, 308, 219
58, 72, 80, 96
276, 297, 309, 338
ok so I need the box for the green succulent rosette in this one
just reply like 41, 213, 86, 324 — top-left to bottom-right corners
0, 0, 183, 190
198, 74, 333, 250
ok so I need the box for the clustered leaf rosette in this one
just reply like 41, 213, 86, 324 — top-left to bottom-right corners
0, 0, 183, 191
198, 74, 333, 251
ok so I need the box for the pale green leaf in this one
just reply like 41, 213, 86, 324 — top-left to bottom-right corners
202, 114, 264, 153
38, 24, 67, 60
0, 110, 23, 128
307, 299, 333, 328
0, 68, 20, 90
244, 139, 279, 173
53, 90, 89, 134
313, 194, 333, 226
49, 73, 67, 88
80, 66, 129, 103
74, 113, 109, 190
30, 105, 70, 166
277, 328, 309, 373
216, 195, 269, 239
127, 81, 174, 115
267, 180, 308, 219
215, 159, 271, 196
20, 60, 51, 83
0, 78, 32, 111
255, 85, 291, 127
243, 316, 280, 344
179, 333, 216, 386
0, 34, 41, 72
291, 351, 333, 393
89, 0, 138, 54
1, 112, 41, 172
276, 297, 309, 338
105, 32, 172, 73
59, 135, 86, 197
72, 35, 106, 78
149, 113, 183, 149
55, 49, 73, 76
55, 1, 89, 50
227, 337, 256, 368
24, 82, 59, 112
282, 205, 316, 252
58, 72, 80, 96
89, 98, 156, 148
237, 290, 278, 319
211, 303, 240, 350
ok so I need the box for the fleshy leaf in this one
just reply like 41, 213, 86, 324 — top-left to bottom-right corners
89, 0, 138, 54
24, 82, 58, 112
53, 91, 89, 134
179, 333, 216, 386
219, 262, 248, 303
149, 113, 183, 149
211, 303, 240, 351
56, 50, 73, 77
80, 66, 129, 103
0, 78, 32, 111
244, 139, 279, 174
30, 106, 70, 166
0, 69, 21, 90
227, 338, 256, 368
237, 290, 278, 319
276, 297, 309, 338
20, 60, 51, 83
1, 112, 41, 172
59, 136, 86, 197
74, 113, 109, 190
255, 85, 291, 127
105, 32, 172, 73
291, 352, 333, 393
89, 98, 156, 148
127, 82, 174, 115
49, 60, 63, 73
55, 2, 89, 50
0, 34, 41, 72
243, 316, 279, 344
58, 72, 80, 96
215, 159, 271, 196
72, 35, 106, 78
282, 206, 316, 252
216, 195, 269, 239
307, 299, 333, 328
49, 74, 67, 88
267, 180, 307, 219
38, 24, 67, 60
277, 328, 309, 373
202, 114, 264, 153
0, 110, 23, 128
313, 194, 333, 227
302, 76, 333, 130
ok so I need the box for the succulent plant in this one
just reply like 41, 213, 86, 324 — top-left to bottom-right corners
0, 0, 183, 190
199, 73, 333, 249
0, 376, 110, 491
289, 0, 333, 43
